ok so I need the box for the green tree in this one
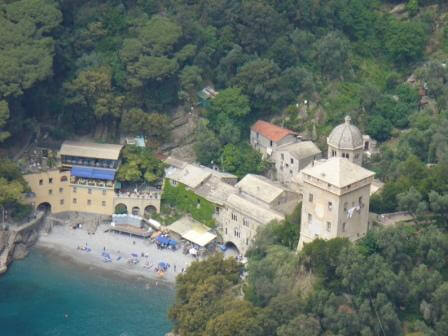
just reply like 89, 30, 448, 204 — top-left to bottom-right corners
397, 186, 422, 215
385, 18, 427, 65
0, 100, 10, 142
209, 87, 250, 120
221, 143, 267, 178
117, 146, 165, 184
194, 121, 221, 165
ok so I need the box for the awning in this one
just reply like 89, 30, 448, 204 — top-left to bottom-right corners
71, 166, 116, 180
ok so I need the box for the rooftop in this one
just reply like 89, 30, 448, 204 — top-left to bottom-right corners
327, 116, 363, 150
164, 156, 188, 169
236, 174, 285, 204
226, 194, 284, 224
276, 141, 321, 160
251, 120, 297, 142
302, 157, 375, 188
194, 176, 237, 205
60, 141, 123, 161
165, 164, 211, 189
167, 215, 216, 247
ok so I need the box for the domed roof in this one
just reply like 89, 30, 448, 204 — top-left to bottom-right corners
327, 116, 363, 150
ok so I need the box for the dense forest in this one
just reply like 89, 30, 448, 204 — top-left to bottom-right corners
1, 0, 448, 216
170, 222, 448, 335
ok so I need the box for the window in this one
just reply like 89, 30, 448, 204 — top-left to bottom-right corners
344, 202, 348, 213
342, 222, 346, 232
39, 179, 43, 186
88, 188, 92, 194
270, 140, 273, 147
87, 200, 91, 206
346, 153, 350, 159
281, 153, 284, 161
225, 228, 227, 234
48, 189, 53, 195
308, 213, 312, 224
215, 206, 220, 214
291, 158, 294, 164
61, 176, 68, 182
232, 213, 238, 221
102, 189, 106, 195
243, 218, 249, 227
59, 187, 63, 193
309, 193, 313, 202
60, 199, 64, 205
332, 150, 336, 157
328, 202, 333, 211
290, 169, 293, 175
359, 196, 363, 207
171, 180, 177, 186
327, 222, 331, 232
73, 198, 77, 204
246, 238, 249, 245
102, 201, 106, 207
73, 187, 77, 193
355, 153, 359, 159
49, 178, 53, 184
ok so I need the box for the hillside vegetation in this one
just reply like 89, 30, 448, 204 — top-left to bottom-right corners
1, 0, 448, 214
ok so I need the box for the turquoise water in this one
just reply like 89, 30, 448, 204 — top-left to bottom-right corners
0, 248, 174, 336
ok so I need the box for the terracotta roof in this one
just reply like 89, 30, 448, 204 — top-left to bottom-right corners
251, 120, 296, 142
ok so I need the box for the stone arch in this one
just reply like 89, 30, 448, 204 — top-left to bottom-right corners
37, 202, 52, 213
144, 205, 157, 219
115, 203, 128, 214
223, 241, 240, 256
131, 206, 140, 216
60, 176, 68, 182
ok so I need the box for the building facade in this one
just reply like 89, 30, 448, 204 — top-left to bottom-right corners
272, 141, 322, 187
298, 158, 375, 250
24, 141, 161, 217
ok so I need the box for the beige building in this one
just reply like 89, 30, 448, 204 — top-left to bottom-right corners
327, 116, 364, 166
219, 174, 299, 255
24, 141, 161, 217
272, 141, 321, 189
298, 157, 375, 250
165, 158, 300, 255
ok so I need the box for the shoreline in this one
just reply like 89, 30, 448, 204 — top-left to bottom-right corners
34, 224, 198, 285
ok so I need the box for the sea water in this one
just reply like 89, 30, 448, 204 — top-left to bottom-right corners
0, 248, 174, 336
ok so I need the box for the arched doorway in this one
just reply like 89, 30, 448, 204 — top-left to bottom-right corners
223, 241, 240, 257
115, 203, 128, 214
131, 206, 140, 216
144, 205, 157, 219
37, 202, 52, 213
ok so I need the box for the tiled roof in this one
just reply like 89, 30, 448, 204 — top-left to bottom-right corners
251, 120, 296, 142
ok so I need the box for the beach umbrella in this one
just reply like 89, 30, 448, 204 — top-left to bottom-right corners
131, 253, 139, 258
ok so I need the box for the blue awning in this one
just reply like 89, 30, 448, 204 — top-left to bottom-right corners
71, 166, 116, 180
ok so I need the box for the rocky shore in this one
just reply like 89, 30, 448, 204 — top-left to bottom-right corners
0, 212, 44, 274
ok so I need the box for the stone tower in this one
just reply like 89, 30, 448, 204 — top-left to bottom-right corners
327, 116, 364, 166
297, 157, 375, 250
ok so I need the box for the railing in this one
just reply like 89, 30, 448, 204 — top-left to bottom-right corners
114, 192, 161, 200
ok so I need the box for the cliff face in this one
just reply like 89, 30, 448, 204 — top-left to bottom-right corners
0, 213, 44, 275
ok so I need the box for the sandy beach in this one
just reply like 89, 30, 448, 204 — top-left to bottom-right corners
36, 224, 199, 284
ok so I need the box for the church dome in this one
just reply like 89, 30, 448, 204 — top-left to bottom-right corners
327, 116, 363, 150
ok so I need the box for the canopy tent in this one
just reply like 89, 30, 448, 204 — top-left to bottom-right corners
71, 166, 116, 180
167, 216, 217, 247
156, 236, 177, 247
